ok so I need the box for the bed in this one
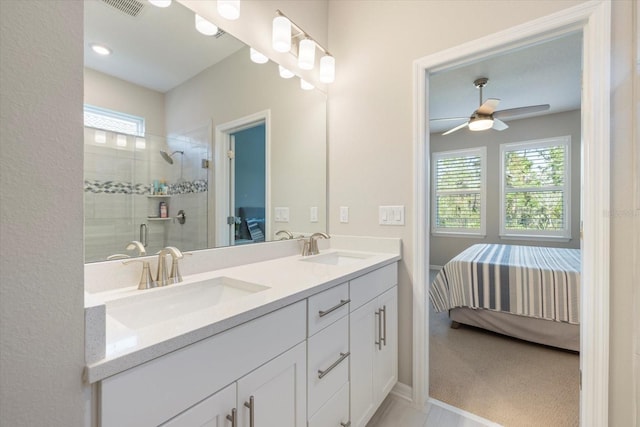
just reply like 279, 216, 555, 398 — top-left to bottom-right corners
429, 243, 581, 351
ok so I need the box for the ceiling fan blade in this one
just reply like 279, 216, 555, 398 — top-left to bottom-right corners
429, 117, 468, 123
492, 118, 509, 131
442, 121, 469, 136
477, 98, 500, 115
493, 104, 550, 119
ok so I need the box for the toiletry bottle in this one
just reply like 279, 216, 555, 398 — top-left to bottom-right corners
159, 201, 168, 218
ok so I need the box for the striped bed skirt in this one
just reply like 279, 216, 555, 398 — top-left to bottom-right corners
430, 244, 581, 324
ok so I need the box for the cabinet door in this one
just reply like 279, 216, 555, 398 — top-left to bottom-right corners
237, 341, 306, 427
349, 298, 377, 427
374, 286, 398, 405
161, 383, 236, 427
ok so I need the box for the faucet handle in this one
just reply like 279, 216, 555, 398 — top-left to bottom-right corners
123, 259, 157, 290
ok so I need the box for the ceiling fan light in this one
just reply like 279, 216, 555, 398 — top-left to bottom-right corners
217, 0, 240, 20
468, 117, 493, 131
250, 48, 268, 64
272, 16, 291, 52
195, 14, 218, 36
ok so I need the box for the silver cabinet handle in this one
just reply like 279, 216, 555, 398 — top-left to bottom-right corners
225, 408, 236, 427
244, 396, 254, 427
381, 305, 387, 346
375, 309, 382, 350
318, 352, 350, 379
318, 299, 351, 317
340, 422, 351, 427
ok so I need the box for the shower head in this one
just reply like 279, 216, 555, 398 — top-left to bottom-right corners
160, 150, 184, 165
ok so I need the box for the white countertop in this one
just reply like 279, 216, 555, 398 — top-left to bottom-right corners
84, 247, 400, 383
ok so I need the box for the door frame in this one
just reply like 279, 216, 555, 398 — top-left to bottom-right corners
411, 2, 610, 425
214, 110, 271, 247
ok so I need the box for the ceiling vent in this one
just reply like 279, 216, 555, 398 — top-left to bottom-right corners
101, 0, 145, 17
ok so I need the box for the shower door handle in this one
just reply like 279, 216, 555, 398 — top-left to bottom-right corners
139, 223, 148, 247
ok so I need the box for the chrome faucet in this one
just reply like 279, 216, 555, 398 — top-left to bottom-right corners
275, 230, 294, 240
303, 232, 330, 256
156, 246, 185, 286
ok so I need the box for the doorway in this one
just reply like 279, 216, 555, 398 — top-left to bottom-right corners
411, 2, 611, 425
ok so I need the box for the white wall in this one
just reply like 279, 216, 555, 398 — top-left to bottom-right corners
0, 1, 86, 425
327, 0, 637, 424
429, 110, 582, 267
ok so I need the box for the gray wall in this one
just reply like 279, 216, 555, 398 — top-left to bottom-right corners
0, 1, 86, 425
429, 110, 581, 266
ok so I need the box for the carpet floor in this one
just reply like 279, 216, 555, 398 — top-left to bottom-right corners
429, 273, 580, 426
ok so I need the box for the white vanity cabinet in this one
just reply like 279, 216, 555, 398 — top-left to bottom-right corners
161, 383, 236, 427
99, 301, 306, 427
349, 264, 398, 427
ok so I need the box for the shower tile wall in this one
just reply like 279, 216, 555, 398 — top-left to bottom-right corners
84, 127, 210, 263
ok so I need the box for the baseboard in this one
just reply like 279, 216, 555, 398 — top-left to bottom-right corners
428, 398, 503, 426
390, 382, 413, 402
429, 264, 443, 271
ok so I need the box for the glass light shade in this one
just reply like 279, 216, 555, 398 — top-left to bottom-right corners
468, 117, 494, 131
148, 0, 172, 7
90, 43, 111, 56
195, 14, 218, 36
300, 78, 314, 91
272, 16, 291, 53
250, 48, 268, 64
279, 65, 294, 79
217, 0, 240, 20
116, 134, 127, 147
319, 55, 335, 83
298, 38, 315, 70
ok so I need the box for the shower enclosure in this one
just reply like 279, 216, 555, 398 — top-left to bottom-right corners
83, 126, 210, 262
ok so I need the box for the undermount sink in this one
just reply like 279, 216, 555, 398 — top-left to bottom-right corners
106, 277, 269, 329
300, 251, 372, 266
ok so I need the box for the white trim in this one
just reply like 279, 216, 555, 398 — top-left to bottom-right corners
390, 382, 413, 403
429, 265, 443, 272
214, 110, 271, 247
412, 2, 610, 426
428, 398, 503, 427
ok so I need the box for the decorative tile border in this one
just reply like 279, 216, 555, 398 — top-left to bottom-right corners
84, 179, 208, 195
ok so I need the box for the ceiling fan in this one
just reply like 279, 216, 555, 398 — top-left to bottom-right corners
432, 77, 550, 136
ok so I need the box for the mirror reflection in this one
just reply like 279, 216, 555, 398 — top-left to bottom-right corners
83, 0, 327, 263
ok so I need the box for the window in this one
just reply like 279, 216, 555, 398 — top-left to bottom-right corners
83, 105, 145, 137
500, 136, 570, 240
432, 147, 486, 236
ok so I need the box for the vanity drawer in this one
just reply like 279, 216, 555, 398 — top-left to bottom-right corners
350, 263, 398, 312
308, 282, 349, 336
100, 301, 306, 427
307, 315, 349, 417
308, 381, 350, 427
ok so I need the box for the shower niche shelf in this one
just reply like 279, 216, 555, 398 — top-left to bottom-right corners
147, 195, 172, 198
147, 217, 172, 221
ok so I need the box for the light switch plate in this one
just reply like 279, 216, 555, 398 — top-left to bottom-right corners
275, 207, 290, 222
310, 206, 318, 223
340, 206, 349, 223
379, 205, 405, 225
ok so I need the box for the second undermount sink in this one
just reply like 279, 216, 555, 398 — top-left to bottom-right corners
300, 251, 373, 266
106, 277, 269, 329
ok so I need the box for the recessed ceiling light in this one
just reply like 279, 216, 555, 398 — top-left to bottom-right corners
148, 0, 172, 7
90, 43, 111, 56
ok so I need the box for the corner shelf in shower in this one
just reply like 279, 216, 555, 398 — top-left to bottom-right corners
147, 217, 172, 221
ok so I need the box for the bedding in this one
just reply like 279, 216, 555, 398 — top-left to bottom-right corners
430, 244, 581, 325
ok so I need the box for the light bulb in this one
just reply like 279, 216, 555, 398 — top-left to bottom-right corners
195, 14, 218, 36
298, 38, 315, 70
272, 16, 291, 53
250, 48, 268, 64
217, 0, 240, 20
90, 43, 111, 56
300, 78, 314, 91
319, 55, 335, 83
279, 65, 294, 79
148, 0, 171, 7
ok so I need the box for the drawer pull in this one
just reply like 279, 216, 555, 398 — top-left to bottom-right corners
340, 422, 351, 427
318, 299, 351, 318
244, 396, 254, 427
225, 408, 237, 427
318, 352, 350, 379
375, 309, 382, 350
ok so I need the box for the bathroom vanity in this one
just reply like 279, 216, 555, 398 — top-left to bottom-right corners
84, 237, 400, 427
